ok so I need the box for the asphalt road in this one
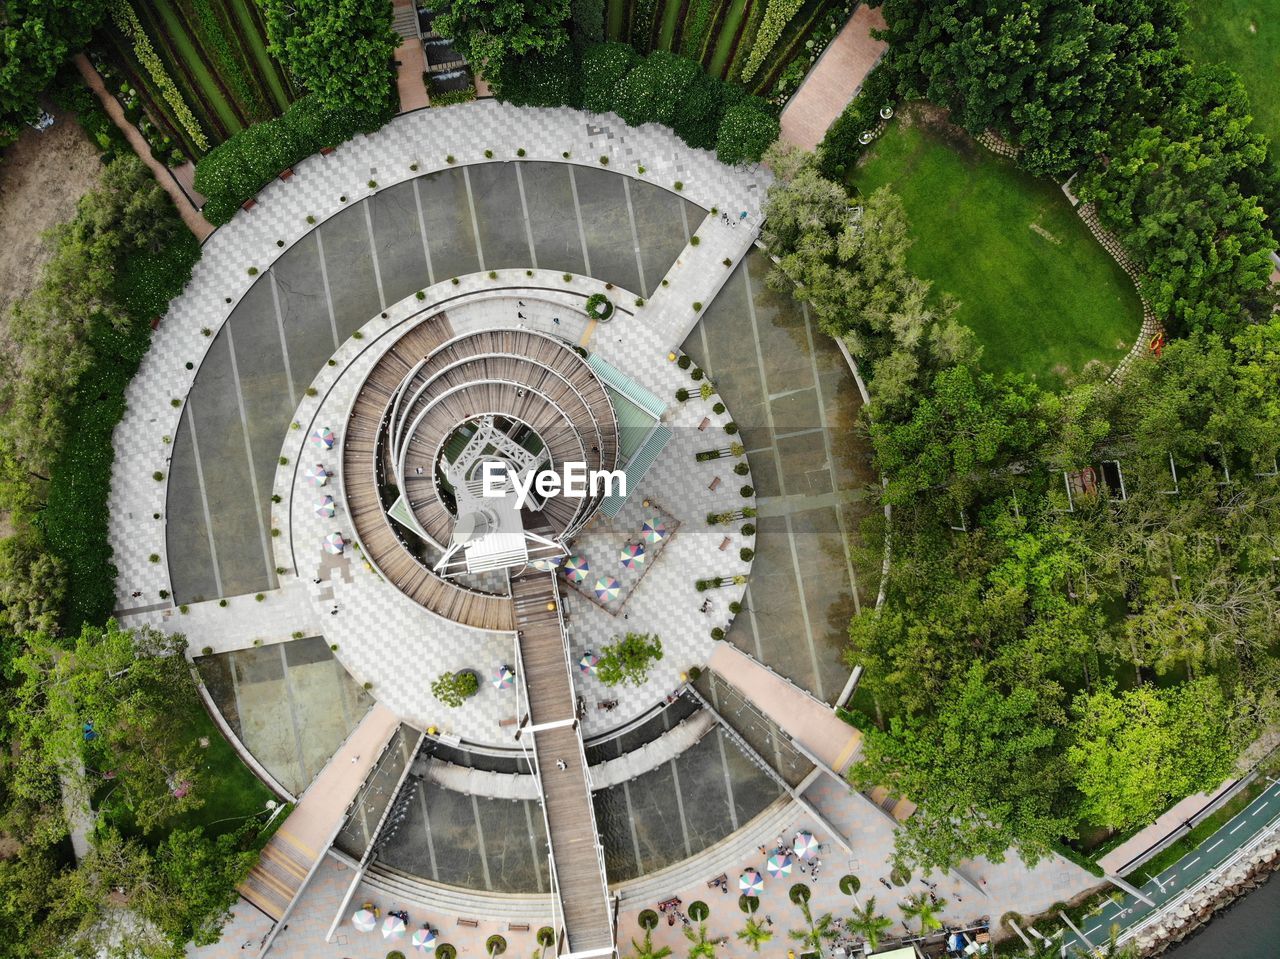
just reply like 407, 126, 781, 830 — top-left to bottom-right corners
1056, 779, 1280, 956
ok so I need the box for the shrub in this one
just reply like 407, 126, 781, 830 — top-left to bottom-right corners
431, 669, 480, 707
202, 645, 214, 655
416, 290, 426, 300
740, 547, 755, 561
729, 601, 742, 614
733, 460, 747, 474
711, 627, 725, 640
614, 51, 699, 127
271, 493, 282, 503
699, 382, 714, 400
690, 235, 701, 246
635, 296, 644, 306
691, 368, 704, 381
723, 257, 732, 266
195, 94, 394, 225
742, 523, 755, 536
446, 154, 455, 163
496, 44, 582, 109
152, 471, 164, 481
676, 388, 690, 402
149, 554, 160, 564
488, 270, 498, 279
725, 422, 739, 434
677, 355, 692, 369
674, 180, 684, 190
599, 154, 609, 165
693, 301, 703, 311
581, 43, 640, 113
484, 149, 494, 158
255, 592, 265, 601
816, 63, 897, 179
714, 402, 727, 414
367, 179, 377, 188
517, 148, 526, 157
585, 292, 614, 320
673, 68, 730, 150
716, 99, 780, 166
562, 273, 573, 282
597, 632, 664, 687
740, 485, 754, 497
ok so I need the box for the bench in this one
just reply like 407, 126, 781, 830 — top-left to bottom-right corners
698, 417, 710, 431
708, 476, 721, 491
457, 918, 480, 928
508, 923, 531, 932
719, 537, 731, 551
241, 197, 257, 212
498, 717, 518, 728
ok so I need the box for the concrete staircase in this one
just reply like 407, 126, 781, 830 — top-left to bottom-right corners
392, 1, 419, 41
365, 861, 555, 922
238, 830, 316, 920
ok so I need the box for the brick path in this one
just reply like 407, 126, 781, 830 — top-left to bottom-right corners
74, 54, 213, 240
779, 5, 889, 151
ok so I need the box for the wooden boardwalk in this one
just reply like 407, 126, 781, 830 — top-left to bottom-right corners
512, 573, 614, 956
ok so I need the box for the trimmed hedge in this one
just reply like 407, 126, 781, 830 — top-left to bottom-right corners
498, 43, 779, 166
194, 94, 394, 225
816, 62, 898, 180
41, 233, 200, 627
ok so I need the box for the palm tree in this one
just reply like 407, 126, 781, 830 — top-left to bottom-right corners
627, 929, 673, 959
683, 921, 717, 959
736, 915, 773, 953
899, 892, 946, 935
788, 900, 837, 958
847, 897, 893, 952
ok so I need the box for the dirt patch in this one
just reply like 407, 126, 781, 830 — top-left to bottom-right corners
0, 106, 103, 325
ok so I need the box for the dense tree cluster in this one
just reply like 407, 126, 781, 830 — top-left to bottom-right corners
0, 0, 109, 146
874, 0, 1184, 178
432, 0, 572, 80
763, 147, 1280, 872
498, 43, 779, 166
833, 0, 1280, 342
259, 0, 398, 116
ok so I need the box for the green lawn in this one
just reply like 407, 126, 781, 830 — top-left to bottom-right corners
852, 119, 1140, 387
98, 700, 274, 843
1182, 1, 1279, 149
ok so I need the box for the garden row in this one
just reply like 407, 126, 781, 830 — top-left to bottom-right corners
497, 42, 780, 166
97, 0, 296, 159
597, 0, 852, 103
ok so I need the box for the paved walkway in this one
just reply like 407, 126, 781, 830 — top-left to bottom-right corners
1099, 780, 1238, 875
779, 4, 888, 151
707, 643, 861, 772
74, 54, 213, 240
1058, 780, 1280, 954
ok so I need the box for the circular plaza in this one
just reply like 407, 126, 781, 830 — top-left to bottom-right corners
108, 103, 1096, 958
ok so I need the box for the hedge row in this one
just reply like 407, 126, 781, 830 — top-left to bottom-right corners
193, 94, 394, 225
499, 42, 779, 166
816, 62, 898, 180
40, 228, 200, 627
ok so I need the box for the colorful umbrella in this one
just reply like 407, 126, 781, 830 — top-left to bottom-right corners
593, 576, 621, 601
351, 909, 377, 932
305, 464, 330, 486
562, 554, 589, 584
578, 652, 599, 674
765, 853, 793, 878
314, 494, 336, 518
529, 556, 560, 572
411, 928, 437, 952
641, 517, 668, 544
491, 665, 515, 690
793, 832, 819, 859
311, 426, 336, 449
619, 542, 646, 569
323, 532, 346, 555
739, 869, 765, 896
382, 915, 406, 939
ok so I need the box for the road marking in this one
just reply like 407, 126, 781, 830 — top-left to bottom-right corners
1207, 839, 1223, 853
566, 165, 593, 276
1182, 857, 1200, 870
462, 165, 486, 271
410, 177, 436, 287
622, 177, 648, 296
223, 323, 278, 587
1230, 820, 1246, 833
513, 163, 538, 270
1253, 803, 1267, 815
314, 231, 341, 349
268, 272, 297, 407
183, 403, 224, 599
363, 201, 387, 309
1086, 926, 1101, 936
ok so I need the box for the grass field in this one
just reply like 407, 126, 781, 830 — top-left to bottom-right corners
1182, 0, 1279, 149
852, 115, 1140, 387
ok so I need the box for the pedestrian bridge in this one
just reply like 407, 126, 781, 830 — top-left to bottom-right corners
511, 572, 616, 957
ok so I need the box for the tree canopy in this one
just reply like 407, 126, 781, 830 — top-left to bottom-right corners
431, 0, 571, 82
